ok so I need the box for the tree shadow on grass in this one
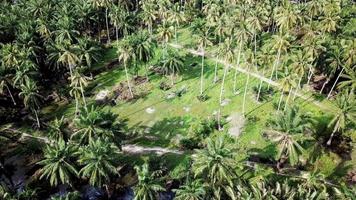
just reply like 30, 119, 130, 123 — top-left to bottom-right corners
327, 160, 353, 181
247, 144, 278, 166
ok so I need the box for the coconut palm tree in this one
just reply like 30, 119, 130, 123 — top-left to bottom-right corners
277, 72, 297, 111
268, 34, 291, 85
71, 106, 115, 144
174, 179, 206, 200
76, 37, 100, 68
89, 0, 112, 43
19, 79, 42, 128
117, 39, 135, 98
233, 23, 251, 94
133, 163, 164, 200
140, 0, 157, 37
274, 1, 300, 33
325, 46, 344, 98
47, 40, 79, 76
197, 29, 212, 96
168, 3, 185, 43
78, 139, 120, 186
38, 139, 79, 187
265, 106, 312, 167
70, 70, 89, 109
161, 49, 185, 85
132, 31, 155, 78
0, 71, 16, 106
338, 66, 356, 93
157, 21, 174, 58
326, 91, 356, 146
289, 50, 314, 100
192, 137, 238, 199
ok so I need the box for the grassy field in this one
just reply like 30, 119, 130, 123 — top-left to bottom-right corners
40, 27, 353, 181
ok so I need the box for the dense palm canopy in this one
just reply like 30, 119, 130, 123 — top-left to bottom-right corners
78, 138, 120, 186
38, 139, 78, 187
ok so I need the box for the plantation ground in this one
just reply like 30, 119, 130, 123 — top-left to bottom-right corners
41, 27, 353, 181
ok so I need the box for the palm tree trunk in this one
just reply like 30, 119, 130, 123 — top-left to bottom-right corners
105, 8, 110, 43
5, 85, 16, 105
218, 64, 229, 130
327, 130, 336, 146
293, 75, 303, 100
320, 77, 329, 94
124, 62, 134, 98
256, 68, 265, 101
174, 25, 177, 43
277, 92, 284, 111
284, 88, 293, 111
327, 68, 344, 99
307, 67, 313, 85
268, 50, 280, 89
74, 96, 79, 118
233, 42, 242, 94
213, 61, 218, 83
79, 83, 87, 110
242, 65, 251, 115
34, 109, 40, 128
200, 49, 205, 95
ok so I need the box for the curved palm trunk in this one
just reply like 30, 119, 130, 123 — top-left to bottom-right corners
79, 82, 87, 110
34, 109, 40, 128
307, 67, 313, 85
256, 69, 265, 101
233, 42, 242, 94
213, 61, 218, 83
284, 87, 293, 111
320, 77, 329, 94
268, 50, 281, 89
277, 92, 284, 111
124, 62, 134, 98
74, 95, 79, 118
5, 85, 16, 105
105, 8, 110, 43
293, 75, 303, 100
242, 65, 251, 115
200, 49, 205, 95
218, 64, 229, 130
327, 68, 344, 99
327, 130, 336, 146
174, 25, 178, 43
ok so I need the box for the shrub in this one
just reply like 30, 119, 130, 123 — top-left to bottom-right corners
197, 94, 209, 102
179, 137, 200, 150
159, 81, 171, 91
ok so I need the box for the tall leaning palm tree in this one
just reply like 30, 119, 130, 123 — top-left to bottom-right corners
268, 34, 290, 87
89, 0, 111, 43
19, 79, 42, 128
157, 21, 174, 59
38, 139, 78, 187
326, 91, 356, 146
117, 39, 135, 98
197, 29, 212, 96
78, 139, 120, 187
133, 163, 164, 200
161, 49, 184, 85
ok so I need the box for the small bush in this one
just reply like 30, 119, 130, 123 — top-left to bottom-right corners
197, 94, 209, 102
179, 137, 200, 150
159, 81, 171, 91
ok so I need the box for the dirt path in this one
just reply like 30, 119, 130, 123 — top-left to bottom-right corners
122, 144, 184, 155
169, 43, 336, 113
